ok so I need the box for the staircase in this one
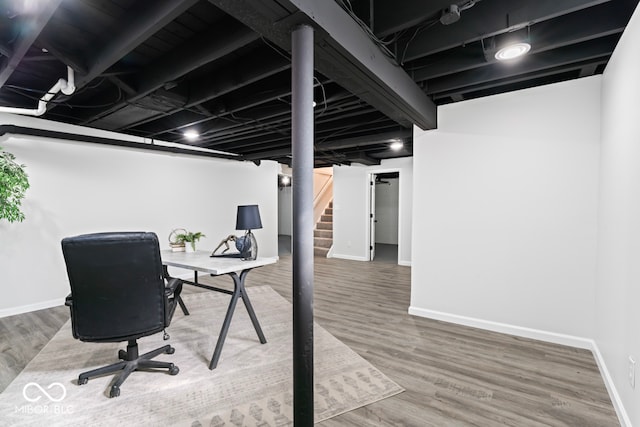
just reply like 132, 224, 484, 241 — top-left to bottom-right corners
314, 201, 333, 257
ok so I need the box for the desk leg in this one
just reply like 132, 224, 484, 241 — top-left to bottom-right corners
208, 269, 267, 370
209, 288, 240, 370
177, 296, 190, 316
235, 270, 267, 344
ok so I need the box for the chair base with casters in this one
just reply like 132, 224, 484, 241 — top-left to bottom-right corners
78, 339, 179, 398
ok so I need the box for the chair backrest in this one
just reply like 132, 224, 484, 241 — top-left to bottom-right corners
61, 232, 166, 342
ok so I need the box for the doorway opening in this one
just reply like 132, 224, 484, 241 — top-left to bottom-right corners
369, 171, 400, 263
277, 168, 293, 256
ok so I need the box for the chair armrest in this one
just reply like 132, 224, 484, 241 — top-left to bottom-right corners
165, 277, 182, 297
164, 277, 183, 326
64, 293, 78, 339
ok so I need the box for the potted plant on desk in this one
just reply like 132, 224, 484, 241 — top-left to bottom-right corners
177, 231, 205, 253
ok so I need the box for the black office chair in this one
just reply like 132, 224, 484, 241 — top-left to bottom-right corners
61, 231, 183, 398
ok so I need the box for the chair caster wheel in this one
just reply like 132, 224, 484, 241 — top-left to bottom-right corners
166, 346, 175, 355
78, 377, 88, 385
110, 386, 120, 398
169, 365, 179, 375
118, 349, 127, 360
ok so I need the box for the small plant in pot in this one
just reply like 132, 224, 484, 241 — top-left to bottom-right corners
176, 231, 205, 252
0, 146, 30, 223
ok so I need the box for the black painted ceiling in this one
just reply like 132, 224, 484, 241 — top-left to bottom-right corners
0, 0, 637, 166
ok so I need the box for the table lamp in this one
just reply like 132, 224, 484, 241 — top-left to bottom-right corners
236, 205, 262, 260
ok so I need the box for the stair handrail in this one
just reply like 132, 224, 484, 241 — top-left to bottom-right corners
314, 175, 333, 225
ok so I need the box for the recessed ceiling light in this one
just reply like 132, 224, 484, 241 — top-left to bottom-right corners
281, 175, 290, 185
183, 130, 199, 141
495, 42, 531, 61
390, 141, 404, 151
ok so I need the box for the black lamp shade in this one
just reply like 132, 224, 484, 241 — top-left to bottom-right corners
236, 205, 262, 231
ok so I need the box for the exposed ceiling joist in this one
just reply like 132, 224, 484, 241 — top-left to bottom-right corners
411, 1, 629, 82
74, 0, 200, 90
373, 0, 454, 37
85, 22, 259, 127
244, 128, 409, 160
317, 129, 411, 151
137, 77, 337, 139
136, 82, 294, 138
114, 52, 290, 132
0, 0, 63, 88
35, 39, 88, 75
426, 37, 616, 96
207, 0, 437, 130
579, 63, 600, 77
346, 151, 381, 166
402, 0, 613, 62
433, 59, 609, 101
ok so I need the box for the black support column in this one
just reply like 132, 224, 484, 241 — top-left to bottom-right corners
291, 24, 314, 426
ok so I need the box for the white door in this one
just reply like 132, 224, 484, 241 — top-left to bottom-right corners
369, 174, 376, 261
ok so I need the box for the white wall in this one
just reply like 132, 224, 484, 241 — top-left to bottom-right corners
411, 76, 601, 342
374, 177, 399, 244
332, 157, 412, 265
597, 3, 640, 425
0, 114, 278, 316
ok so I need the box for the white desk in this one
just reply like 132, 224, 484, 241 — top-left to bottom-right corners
162, 250, 276, 275
161, 250, 277, 370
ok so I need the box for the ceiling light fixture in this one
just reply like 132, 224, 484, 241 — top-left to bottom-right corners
494, 42, 531, 61
390, 141, 404, 151
183, 130, 199, 141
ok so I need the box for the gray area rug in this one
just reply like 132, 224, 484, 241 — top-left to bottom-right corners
0, 286, 403, 426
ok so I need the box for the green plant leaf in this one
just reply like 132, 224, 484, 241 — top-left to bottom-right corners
175, 231, 205, 242
0, 146, 30, 223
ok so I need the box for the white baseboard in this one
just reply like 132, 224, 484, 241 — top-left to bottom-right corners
590, 342, 632, 427
398, 260, 412, 267
330, 253, 368, 262
326, 245, 334, 258
408, 306, 631, 426
408, 306, 594, 349
0, 298, 64, 318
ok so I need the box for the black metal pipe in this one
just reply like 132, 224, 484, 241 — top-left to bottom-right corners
292, 24, 314, 427
0, 125, 243, 161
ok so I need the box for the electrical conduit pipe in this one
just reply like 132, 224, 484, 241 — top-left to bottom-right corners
0, 66, 75, 116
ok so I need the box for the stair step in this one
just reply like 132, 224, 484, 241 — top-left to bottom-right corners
314, 246, 329, 257
314, 237, 332, 248
314, 229, 333, 239
324, 208, 333, 215
317, 222, 332, 230
321, 214, 333, 222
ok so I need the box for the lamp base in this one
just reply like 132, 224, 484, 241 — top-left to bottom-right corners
241, 230, 258, 260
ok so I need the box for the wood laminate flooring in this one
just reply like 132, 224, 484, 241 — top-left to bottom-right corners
0, 255, 619, 426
